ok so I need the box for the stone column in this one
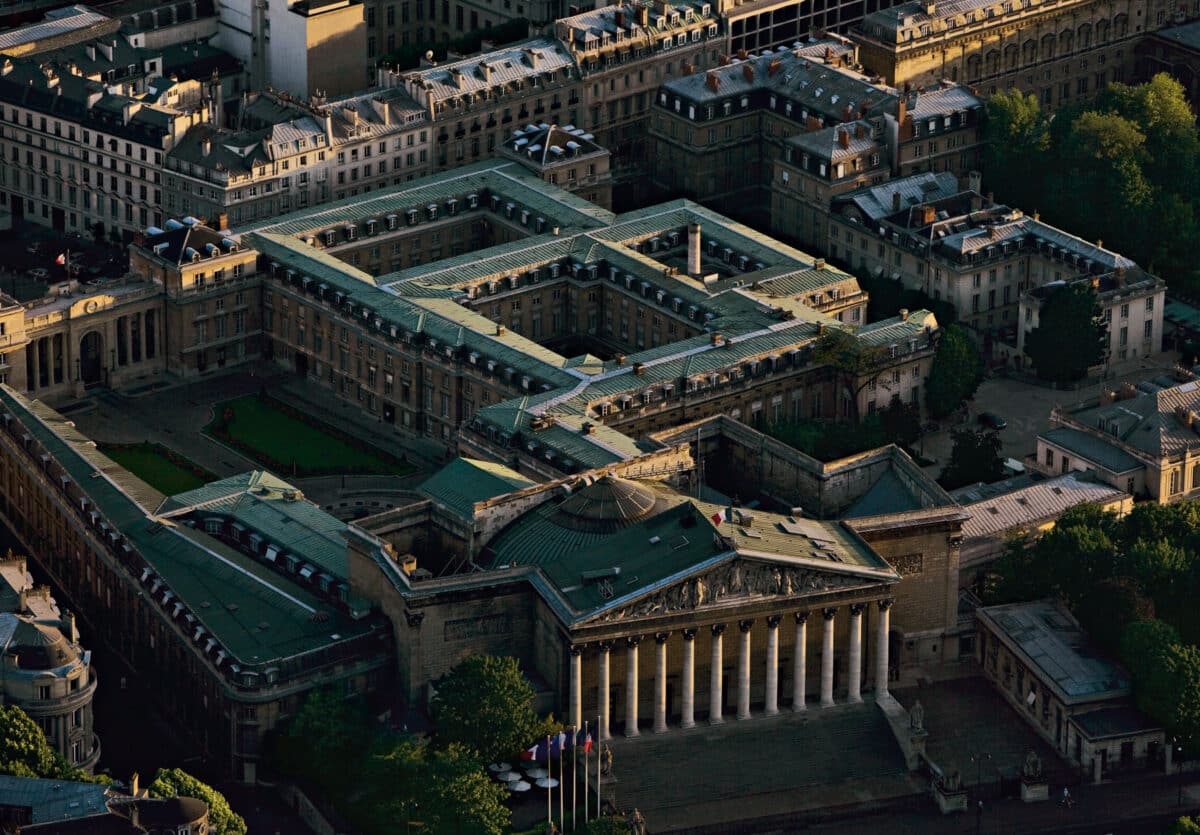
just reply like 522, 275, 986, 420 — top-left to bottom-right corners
875, 599, 894, 700
624, 636, 641, 738
792, 612, 808, 711
653, 633, 669, 734
569, 645, 582, 730
141, 312, 150, 362
680, 629, 696, 729
764, 615, 781, 715
737, 620, 753, 720
30, 338, 40, 391
597, 641, 612, 741
847, 603, 865, 704
123, 316, 132, 367
820, 608, 836, 708
709, 623, 725, 725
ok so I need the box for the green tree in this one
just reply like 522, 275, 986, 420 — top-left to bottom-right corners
879, 400, 921, 449
1023, 282, 1105, 383
0, 705, 71, 779
432, 655, 539, 762
1168, 816, 1200, 834
925, 325, 982, 418
939, 427, 1005, 490
982, 89, 1049, 212
358, 739, 509, 835
265, 687, 373, 794
146, 768, 247, 835
811, 328, 892, 422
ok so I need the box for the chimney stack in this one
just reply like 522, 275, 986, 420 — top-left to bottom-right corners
742, 63, 754, 82
131, 773, 140, 797
892, 191, 901, 212
706, 71, 719, 92
61, 609, 77, 643
899, 308, 909, 321
920, 204, 936, 225
855, 122, 866, 139
838, 128, 850, 149
688, 222, 702, 277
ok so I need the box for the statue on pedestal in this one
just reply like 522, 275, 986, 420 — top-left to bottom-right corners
627, 808, 646, 835
601, 744, 614, 776
910, 699, 925, 732
1022, 749, 1043, 781
941, 769, 961, 792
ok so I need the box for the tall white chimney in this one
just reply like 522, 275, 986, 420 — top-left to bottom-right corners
688, 222, 702, 278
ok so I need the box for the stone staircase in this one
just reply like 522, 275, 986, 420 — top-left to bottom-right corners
599, 702, 916, 830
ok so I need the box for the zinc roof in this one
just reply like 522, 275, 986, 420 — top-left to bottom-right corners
977, 599, 1130, 703
1040, 427, 1142, 474
959, 473, 1129, 541
0, 776, 112, 824
406, 38, 575, 103
833, 171, 961, 222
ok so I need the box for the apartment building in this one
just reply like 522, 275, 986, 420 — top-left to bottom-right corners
1018, 269, 1165, 365
0, 51, 213, 241
852, 0, 1170, 108
555, 1, 724, 204
498, 122, 614, 208
389, 37, 580, 170
163, 85, 432, 227
825, 179, 1145, 341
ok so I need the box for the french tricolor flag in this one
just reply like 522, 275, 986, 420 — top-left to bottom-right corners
711, 506, 733, 526
520, 741, 547, 761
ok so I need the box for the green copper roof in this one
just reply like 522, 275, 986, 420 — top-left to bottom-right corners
419, 457, 537, 516
0, 387, 383, 670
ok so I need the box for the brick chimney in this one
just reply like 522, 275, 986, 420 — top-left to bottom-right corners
892, 191, 901, 211
920, 205, 936, 225
706, 71, 720, 92
742, 63, 754, 82
806, 114, 822, 132
837, 128, 850, 149
768, 59, 782, 76
855, 122, 866, 139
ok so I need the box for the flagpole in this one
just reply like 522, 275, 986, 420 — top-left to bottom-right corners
546, 734, 552, 828
596, 718, 601, 820
584, 720, 590, 824
559, 734, 565, 833
571, 726, 577, 832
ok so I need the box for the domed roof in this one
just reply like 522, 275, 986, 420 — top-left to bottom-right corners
0, 613, 77, 670
552, 475, 667, 532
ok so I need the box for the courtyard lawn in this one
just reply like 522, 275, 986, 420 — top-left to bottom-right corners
207, 394, 409, 476
100, 443, 215, 495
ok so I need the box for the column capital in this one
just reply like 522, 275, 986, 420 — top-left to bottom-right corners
598, 640, 615, 652
655, 632, 670, 644
822, 607, 837, 621
850, 603, 866, 616
795, 611, 809, 625
711, 623, 726, 636
766, 614, 782, 628
738, 619, 754, 633
627, 635, 643, 648
879, 598, 895, 612
682, 628, 697, 641
569, 644, 583, 657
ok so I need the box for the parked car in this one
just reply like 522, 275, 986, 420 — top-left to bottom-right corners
978, 412, 1008, 431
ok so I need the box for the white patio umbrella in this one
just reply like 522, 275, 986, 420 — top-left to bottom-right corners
488, 762, 512, 773
498, 771, 522, 782
535, 777, 559, 789
525, 767, 549, 779
509, 780, 532, 792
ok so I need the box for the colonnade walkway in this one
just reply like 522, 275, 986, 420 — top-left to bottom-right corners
601, 701, 919, 832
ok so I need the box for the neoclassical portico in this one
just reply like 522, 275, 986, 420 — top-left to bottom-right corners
570, 595, 896, 739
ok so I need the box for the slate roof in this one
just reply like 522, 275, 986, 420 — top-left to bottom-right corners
833, 171, 961, 223
1040, 427, 1143, 474
1059, 380, 1200, 461
140, 222, 238, 265
501, 123, 607, 166
958, 473, 1128, 542
0, 776, 112, 825
977, 599, 1130, 704
0, 6, 114, 53
786, 120, 881, 161
419, 457, 537, 516
405, 38, 575, 105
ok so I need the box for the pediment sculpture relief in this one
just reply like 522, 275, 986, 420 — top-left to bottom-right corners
592, 560, 867, 623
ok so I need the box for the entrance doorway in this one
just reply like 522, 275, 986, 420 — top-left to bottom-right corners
79, 331, 103, 386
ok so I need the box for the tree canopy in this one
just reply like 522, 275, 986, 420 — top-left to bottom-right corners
926, 325, 982, 418
939, 427, 1005, 489
983, 501, 1200, 748
0, 705, 98, 783
147, 769, 247, 835
432, 654, 540, 763
1023, 282, 1106, 383
982, 74, 1200, 294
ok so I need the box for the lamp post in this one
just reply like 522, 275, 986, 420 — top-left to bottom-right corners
1177, 737, 1185, 807
971, 751, 992, 799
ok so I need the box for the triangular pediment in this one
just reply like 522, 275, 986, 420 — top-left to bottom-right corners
578, 557, 883, 625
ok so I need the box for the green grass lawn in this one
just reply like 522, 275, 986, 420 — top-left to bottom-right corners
208, 394, 408, 476
100, 443, 214, 495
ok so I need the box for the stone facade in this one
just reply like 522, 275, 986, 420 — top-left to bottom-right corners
852, 0, 1161, 108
